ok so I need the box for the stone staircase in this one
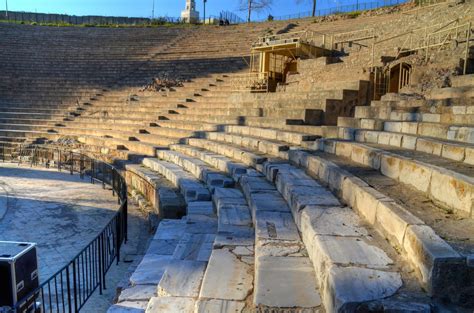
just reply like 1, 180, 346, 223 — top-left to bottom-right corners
1, 2, 474, 312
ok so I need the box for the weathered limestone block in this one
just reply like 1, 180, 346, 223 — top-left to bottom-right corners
288, 185, 341, 213
353, 185, 389, 224
351, 144, 381, 169
199, 248, 253, 301
335, 141, 353, 158
195, 299, 246, 313
398, 159, 433, 193
300, 206, 368, 240
213, 225, 254, 247
254, 256, 321, 309
465, 146, 474, 165
311, 236, 394, 280
187, 201, 215, 217
365, 130, 379, 143
416, 138, 443, 156
118, 285, 156, 302
218, 204, 252, 228
129, 255, 173, 286
146, 297, 195, 313
380, 154, 401, 180
247, 192, 290, 218
146, 239, 179, 256
108, 302, 147, 313
401, 121, 418, 135
374, 200, 424, 247
429, 169, 474, 216
441, 143, 466, 161
341, 176, 369, 209
157, 260, 206, 298
255, 211, 300, 241
322, 266, 402, 313
157, 188, 186, 218
418, 123, 449, 139
401, 135, 417, 150
173, 233, 215, 261
153, 219, 186, 240
402, 225, 465, 297
384, 121, 402, 133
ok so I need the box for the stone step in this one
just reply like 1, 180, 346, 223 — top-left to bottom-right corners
288, 150, 472, 306
383, 121, 474, 144
78, 135, 161, 156
203, 131, 291, 156
261, 162, 415, 312
346, 128, 474, 165
142, 158, 211, 203
57, 127, 184, 146
169, 144, 253, 182
156, 150, 234, 190
451, 74, 474, 88
116, 219, 187, 310
170, 107, 262, 117
124, 164, 186, 218
239, 175, 322, 310
427, 86, 474, 100
317, 139, 474, 218
140, 142, 255, 310
168, 143, 322, 310
159, 114, 242, 125
186, 138, 268, 168
223, 125, 319, 145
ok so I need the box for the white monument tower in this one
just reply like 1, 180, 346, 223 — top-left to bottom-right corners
181, 0, 199, 23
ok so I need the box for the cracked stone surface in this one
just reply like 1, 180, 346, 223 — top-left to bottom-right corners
146, 296, 195, 313
108, 301, 147, 313
157, 260, 206, 297
129, 255, 173, 286
118, 285, 157, 302
195, 299, 246, 313
0, 163, 118, 282
199, 248, 253, 301
173, 233, 215, 261
323, 266, 402, 312
254, 256, 322, 308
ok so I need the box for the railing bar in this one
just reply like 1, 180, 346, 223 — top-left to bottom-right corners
60, 271, 66, 312
54, 276, 59, 313
41, 288, 46, 313
48, 282, 53, 313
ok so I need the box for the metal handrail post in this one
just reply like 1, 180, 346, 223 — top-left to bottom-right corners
464, 22, 471, 75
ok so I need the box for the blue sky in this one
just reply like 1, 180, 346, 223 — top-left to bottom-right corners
3, 0, 344, 19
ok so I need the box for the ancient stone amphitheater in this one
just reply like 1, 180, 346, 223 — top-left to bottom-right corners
1, 1, 474, 312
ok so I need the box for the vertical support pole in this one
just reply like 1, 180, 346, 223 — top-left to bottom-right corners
58, 149, 61, 171
98, 236, 103, 295
70, 151, 73, 175
116, 213, 120, 265
464, 22, 471, 75
66, 266, 72, 313
91, 160, 94, 184
102, 162, 106, 189
80, 155, 84, 179
72, 261, 78, 313
371, 42, 375, 67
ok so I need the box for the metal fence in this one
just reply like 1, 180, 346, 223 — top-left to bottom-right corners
257, 0, 408, 22
0, 145, 128, 313
0, 10, 175, 25
1, 0, 409, 26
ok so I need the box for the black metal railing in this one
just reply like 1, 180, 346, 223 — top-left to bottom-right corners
0, 144, 128, 313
